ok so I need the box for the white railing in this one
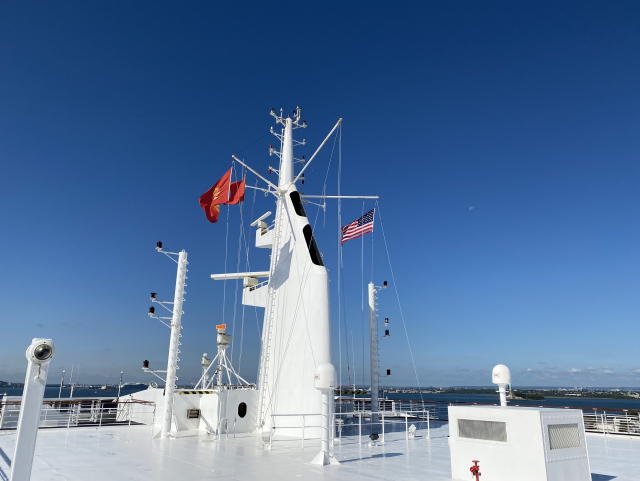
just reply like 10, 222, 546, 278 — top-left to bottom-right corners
0, 398, 156, 430
583, 411, 640, 436
336, 398, 640, 438
268, 413, 330, 449
266, 408, 435, 450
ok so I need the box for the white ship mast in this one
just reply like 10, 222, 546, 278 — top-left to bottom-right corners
213, 108, 341, 437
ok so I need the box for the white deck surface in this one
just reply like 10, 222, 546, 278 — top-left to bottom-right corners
0, 422, 638, 480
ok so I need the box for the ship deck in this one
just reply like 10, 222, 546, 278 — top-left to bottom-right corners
0, 421, 638, 480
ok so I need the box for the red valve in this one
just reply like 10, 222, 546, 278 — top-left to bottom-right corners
470, 460, 481, 481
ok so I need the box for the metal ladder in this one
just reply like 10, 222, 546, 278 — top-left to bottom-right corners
256, 195, 286, 427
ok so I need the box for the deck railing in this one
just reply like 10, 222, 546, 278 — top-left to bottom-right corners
336, 397, 640, 437
0, 398, 156, 430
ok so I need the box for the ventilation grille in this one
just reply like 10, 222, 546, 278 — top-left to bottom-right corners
458, 419, 507, 442
548, 423, 580, 450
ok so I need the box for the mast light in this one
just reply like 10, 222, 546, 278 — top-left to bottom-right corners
156, 241, 162, 251
143, 360, 149, 369
150, 293, 157, 301
148, 306, 155, 315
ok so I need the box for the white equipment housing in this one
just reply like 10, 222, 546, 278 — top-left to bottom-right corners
126, 387, 257, 437
448, 405, 591, 481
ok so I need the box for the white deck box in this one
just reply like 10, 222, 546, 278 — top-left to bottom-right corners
448, 405, 591, 481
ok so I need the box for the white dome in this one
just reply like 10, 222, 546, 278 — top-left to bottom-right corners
313, 363, 336, 391
492, 364, 511, 386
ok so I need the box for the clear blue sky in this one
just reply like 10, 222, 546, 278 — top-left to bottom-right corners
1, 1, 638, 388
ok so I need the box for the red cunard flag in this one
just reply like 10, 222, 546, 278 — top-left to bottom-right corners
199, 169, 245, 223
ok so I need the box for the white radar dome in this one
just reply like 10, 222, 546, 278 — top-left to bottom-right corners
492, 364, 511, 386
313, 363, 336, 391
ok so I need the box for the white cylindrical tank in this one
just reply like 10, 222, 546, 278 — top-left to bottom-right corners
314, 363, 336, 391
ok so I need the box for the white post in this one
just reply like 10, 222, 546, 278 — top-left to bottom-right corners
405, 413, 408, 440
314, 392, 331, 463
117, 371, 123, 403
427, 411, 430, 439
311, 363, 339, 466
279, 117, 294, 187
10, 339, 55, 481
368, 282, 379, 425
161, 250, 188, 438
58, 370, 65, 399
498, 385, 507, 407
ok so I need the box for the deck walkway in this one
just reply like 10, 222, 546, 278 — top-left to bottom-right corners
0, 421, 638, 480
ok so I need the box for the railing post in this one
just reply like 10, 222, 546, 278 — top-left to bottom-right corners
359, 412, 362, 444
381, 409, 385, 445
405, 412, 408, 440
302, 415, 305, 449
99, 402, 103, 428
427, 411, 430, 440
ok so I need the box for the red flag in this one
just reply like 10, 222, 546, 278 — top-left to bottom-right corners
199, 169, 231, 223
226, 178, 245, 205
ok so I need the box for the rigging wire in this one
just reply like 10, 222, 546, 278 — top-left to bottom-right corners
238, 174, 260, 377
234, 131, 270, 156
361, 199, 366, 390
375, 201, 425, 404
220, 164, 233, 332
230, 166, 245, 376
337, 124, 342, 394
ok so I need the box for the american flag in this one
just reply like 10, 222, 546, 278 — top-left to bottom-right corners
341, 209, 375, 245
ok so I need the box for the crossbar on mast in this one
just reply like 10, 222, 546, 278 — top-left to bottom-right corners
211, 271, 270, 280
292, 119, 342, 185
302, 195, 379, 199
231, 155, 280, 193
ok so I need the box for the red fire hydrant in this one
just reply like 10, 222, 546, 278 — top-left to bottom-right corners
470, 460, 481, 481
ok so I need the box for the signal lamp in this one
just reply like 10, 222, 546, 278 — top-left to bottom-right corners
143, 360, 149, 369
148, 306, 155, 315
156, 241, 162, 250
150, 293, 157, 301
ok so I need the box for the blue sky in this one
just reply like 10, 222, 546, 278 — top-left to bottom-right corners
0, 1, 638, 388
